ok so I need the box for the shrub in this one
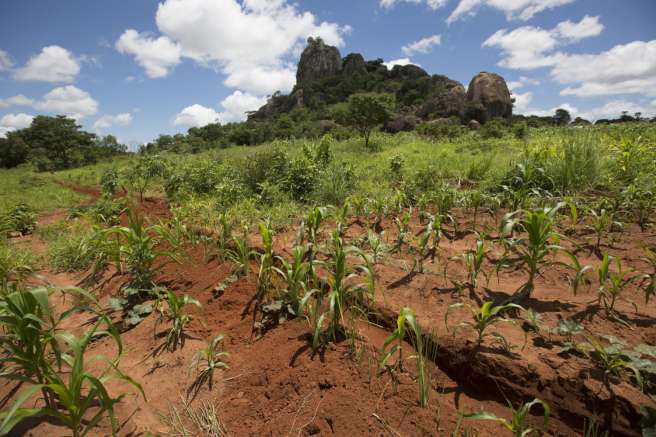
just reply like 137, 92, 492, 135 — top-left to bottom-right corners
480, 119, 506, 139
286, 156, 318, 202
416, 121, 465, 140
313, 161, 355, 205
1, 203, 36, 235
100, 168, 120, 195
512, 122, 528, 140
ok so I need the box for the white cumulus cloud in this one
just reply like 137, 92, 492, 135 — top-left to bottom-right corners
383, 58, 420, 69
0, 113, 34, 138
507, 76, 540, 90
484, 17, 655, 99
34, 85, 98, 120
173, 90, 268, 128
0, 94, 34, 108
14, 45, 80, 83
0, 49, 13, 71
174, 104, 220, 128
577, 100, 656, 121
554, 15, 604, 42
448, 0, 575, 24
116, 0, 350, 96
115, 29, 182, 78
555, 40, 656, 98
380, 0, 448, 10
218, 91, 267, 123
402, 35, 441, 56
94, 113, 133, 130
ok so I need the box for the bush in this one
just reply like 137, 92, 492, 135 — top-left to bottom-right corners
416, 121, 465, 140
49, 226, 101, 272
100, 168, 120, 195
512, 122, 528, 140
1, 203, 36, 235
313, 161, 355, 205
480, 119, 506, 139
287, 156, 318, 202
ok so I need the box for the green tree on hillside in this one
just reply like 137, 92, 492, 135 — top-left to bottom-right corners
0, 115, 127, 170
342, 93, 394, 149
553, 108, 571, 126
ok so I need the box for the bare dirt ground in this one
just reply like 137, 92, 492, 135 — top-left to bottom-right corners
3, 189, 655, 436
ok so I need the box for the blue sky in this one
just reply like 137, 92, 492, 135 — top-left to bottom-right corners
1, 0, 655, 146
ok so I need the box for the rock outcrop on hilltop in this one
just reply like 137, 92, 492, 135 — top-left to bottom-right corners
250, 38, 513, 124
296, 37, 343, 86
342, 53, 367, 76
466, 72, 513, 122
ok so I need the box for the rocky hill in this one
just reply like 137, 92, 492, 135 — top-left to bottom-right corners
249, 37, 513, 128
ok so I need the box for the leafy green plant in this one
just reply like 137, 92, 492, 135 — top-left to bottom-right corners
0, 241, 34, 291
445, 301, 525, 350
500, 203, 564, 301
460, 398, 550, 437
378, 307, 429, 407
523, 309, 544, 334
0, 203, 36, 236
554, 318, 585, 355
189, 334, 229, 391
596, 253, 636, 316
586, 336, 643, 390
159, 290, 202, 351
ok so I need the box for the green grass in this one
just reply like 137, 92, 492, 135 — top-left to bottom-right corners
0, 168, 85, 215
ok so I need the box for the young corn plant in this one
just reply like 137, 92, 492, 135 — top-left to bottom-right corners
299, 287, 326, 353
160, 290, 202, 351
460, 235, 488, 291
561, 250, 593, 296
427, 213, 443, 257
273, 245, 310, 316
0, 287, 66, 409
100, 210, 182, 293
215, 212, 233, 260
189, 334, 229, 391
228, 224, 254, 278
0, 291, 144, 437
596, 253, 636, 316
365, 229, 387, 264
460, 398, 550, 437
639, 247, 656, 304
392, 211, 411, 252
445, 301, 525, 350
357, 251, 377, 302
500, 203, 564, 302
256, 220, 275, 300
325, 230, 361, 342
587, 208, 615, 250
415, 230, 430, 273
378, 307, 430, 407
